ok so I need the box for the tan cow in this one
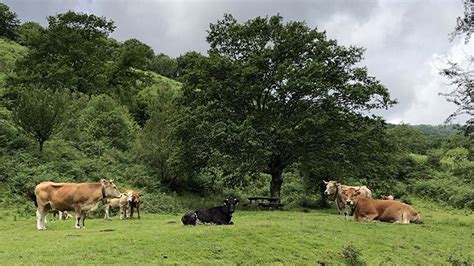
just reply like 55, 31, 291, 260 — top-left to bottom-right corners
104, 192, 132, 220
323, 180, 372, 215
34, 179, 121, 230
124, 190, 141, 219
345, 189, 422, 224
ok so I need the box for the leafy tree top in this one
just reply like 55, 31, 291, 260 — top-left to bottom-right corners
178, 14, 396, 197
0, 3, 20, 40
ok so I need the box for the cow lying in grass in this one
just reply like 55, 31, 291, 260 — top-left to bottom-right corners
323, 180, 372, 215
182, 198, 239, 225
345, 188, 422, 224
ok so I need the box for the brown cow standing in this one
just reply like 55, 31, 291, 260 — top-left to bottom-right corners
323, 180, 372, 215
345, 189, 422, 224
124, 190, 141, 219
34, 179, 121, 230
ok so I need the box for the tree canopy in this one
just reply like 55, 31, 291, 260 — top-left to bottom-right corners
0, 3, 19, 40
12, 11, 115, 94
178, 14, 396, 198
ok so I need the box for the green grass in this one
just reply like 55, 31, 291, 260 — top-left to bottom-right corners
0, 200, 472, 265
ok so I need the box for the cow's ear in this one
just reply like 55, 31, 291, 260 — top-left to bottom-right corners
100, 179, 106, 184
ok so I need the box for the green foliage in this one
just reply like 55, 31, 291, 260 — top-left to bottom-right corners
150, 53, 178, 78
0, 38, 27, 76
387, 124, 430, 154
14, 88, 69, 152
409, 174, 474, 210
14, 21, 44, 47
0, 3, 19, 40
413, 124, 461, 140
75, 95, 137, 151
178, 14, 395, 198
340, 244, 364, 266
12, 11, 115, 94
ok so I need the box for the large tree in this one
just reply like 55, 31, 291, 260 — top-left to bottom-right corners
14, 88, 69, 153
0, 3, 19, 40
177, 15, 395, 199
12, 11, 115, 94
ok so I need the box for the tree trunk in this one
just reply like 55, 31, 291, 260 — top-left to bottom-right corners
269, 169, 283, 201
38, 139, 44, 153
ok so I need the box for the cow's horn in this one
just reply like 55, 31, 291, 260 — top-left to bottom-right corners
323, 180, 328, 184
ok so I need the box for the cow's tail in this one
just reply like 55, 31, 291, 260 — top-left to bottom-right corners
28, 191, 37, 207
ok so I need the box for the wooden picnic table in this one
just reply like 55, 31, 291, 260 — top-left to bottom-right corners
247, 196, 284, 210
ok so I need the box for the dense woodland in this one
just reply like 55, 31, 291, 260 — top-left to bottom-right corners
0, 3, 472, 214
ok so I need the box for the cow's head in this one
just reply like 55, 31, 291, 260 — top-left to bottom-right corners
345, 187, 362, 210
101, 179, 122, 198
223, 198, 239, 214
130, 192, 141, 204
121, 191, 133, 202
323, 180, 339, 197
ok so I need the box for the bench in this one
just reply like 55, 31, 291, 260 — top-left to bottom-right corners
248, 196, 284, 210
257, 202, 285, 209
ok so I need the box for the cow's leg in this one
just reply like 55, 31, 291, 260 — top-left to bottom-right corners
130, 205, 134, 219
120, 206, 124, 220
81, 212, 87, 228
137, 203, 140, 219
75, 206, 82, 229
104, 205, 110, 220
36, 206, 47, 230
58, 211, 63, 220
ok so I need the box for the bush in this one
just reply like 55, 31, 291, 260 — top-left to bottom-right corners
140, 192, 182, 214
340, 243, 364, 266
409, 175, 474, 210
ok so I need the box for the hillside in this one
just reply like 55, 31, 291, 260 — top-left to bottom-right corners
0, 39, 27, 85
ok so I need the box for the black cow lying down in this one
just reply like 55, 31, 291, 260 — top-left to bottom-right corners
182, 198, 239, 225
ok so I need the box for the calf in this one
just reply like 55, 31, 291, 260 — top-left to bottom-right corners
380, 195, 395, 200
323, 180, 372, 215
52, 210, 72, 220
34, 179, 121, 230
345, 188, 422, 224
124, 190, 141, 219
182, 198, 239, 225
104, 192, 132, 220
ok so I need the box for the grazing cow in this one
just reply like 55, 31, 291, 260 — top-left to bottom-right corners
104, 192, 132, 220
182, 198, 239, 225
345, 188, 422, 224
323, 180, 372, 215
124, 190, 141, 219
34, 179, 121, 230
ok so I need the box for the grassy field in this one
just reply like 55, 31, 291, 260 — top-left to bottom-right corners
0, 200, 472, 265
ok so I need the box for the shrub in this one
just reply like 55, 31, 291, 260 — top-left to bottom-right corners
340, 243, 364, 266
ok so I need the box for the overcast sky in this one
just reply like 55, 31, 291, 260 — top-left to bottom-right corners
5, 0, 472, 125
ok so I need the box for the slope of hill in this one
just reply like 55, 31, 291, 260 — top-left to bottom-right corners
0, 39, 27, 86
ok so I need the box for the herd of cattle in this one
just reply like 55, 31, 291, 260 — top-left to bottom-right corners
31, 179, 421, 230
